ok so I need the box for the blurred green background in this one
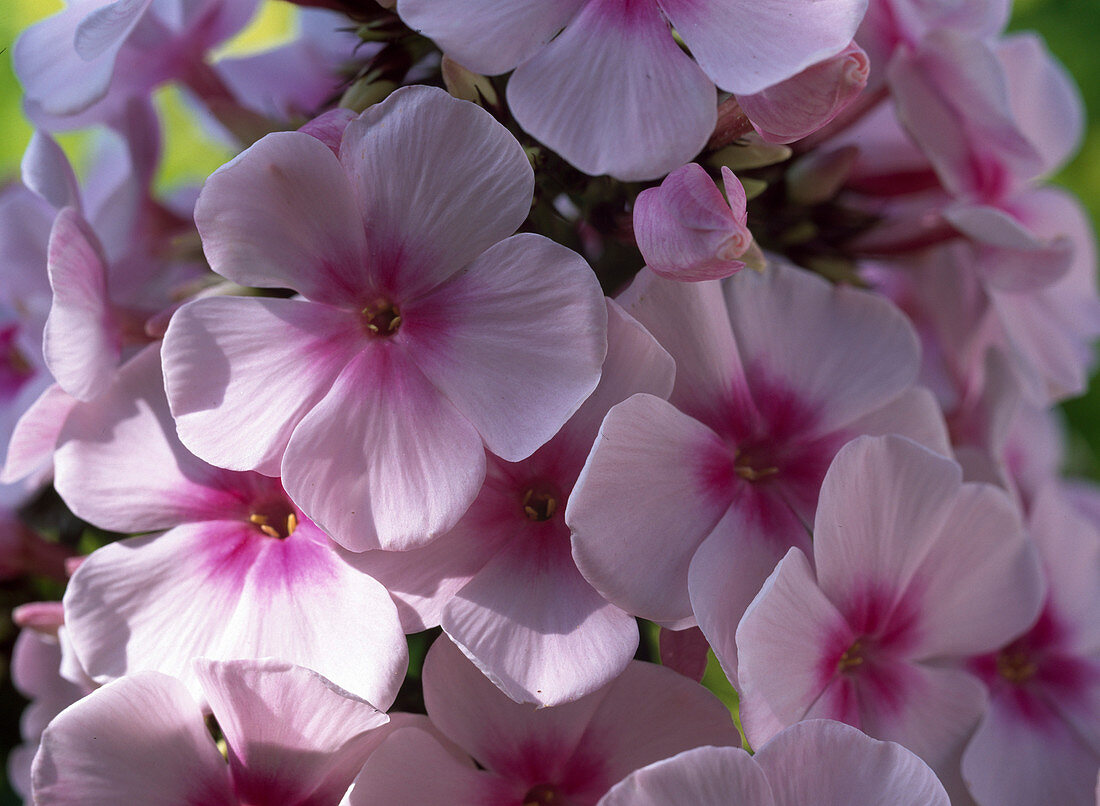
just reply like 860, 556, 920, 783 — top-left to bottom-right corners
0, 0, 1098, 802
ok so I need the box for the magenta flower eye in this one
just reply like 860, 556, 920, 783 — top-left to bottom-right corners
361, 298, 403, 337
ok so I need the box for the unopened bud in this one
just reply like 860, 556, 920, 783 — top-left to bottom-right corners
442, 57, 499, 107
340, 77, 398, 112
708, 137, 792, 172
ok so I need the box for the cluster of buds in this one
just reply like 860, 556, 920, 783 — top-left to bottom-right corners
1, 0, 1099, 803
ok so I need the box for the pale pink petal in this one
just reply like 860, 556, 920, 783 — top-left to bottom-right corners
634, 164, 750, 282
31, 672, 234, 806
64, 520, 407, 706
423, 634, 606, 775
905, 482, 1044, 658
568, 394, 733, 627
754, 720, 950, 806
507, 0, 716, 181
298, 107, 357, 156
395, 0, 586, 75
21, 133, 80, 212
886, 30, 1043, 199
558, 299, 676, 454
616, 270, 750, 418
345, 511, 505, 632
162, 296, 364, 476
689, 502, 812, 684
812, 436, 962, 609
43, 208, 120, 401
340, 86, 534, 292
282, 345, 485, 552
14, 0, 153, 116
598, 745, 773, 806
194, 131, 369, 305
737, 41, 870, 144
0, 384, 75, 485
964, 691, 1100, 806
406, 233, 605, 462
945, 203, 1073, 292
845, 386, 953, 458
735, 548, 855, 749
1029, 486, 1100, 654
53, 344, 243, 533
443, 537, 638, 706
998, 32, 1084, 177
196, 659, 390, 806
992, 191, 1100, 404
724, 262, 919, 433
659, 0, 865, 96
574, 660, 742, 787
852, 663, 987, 770
344, 726, 494, 806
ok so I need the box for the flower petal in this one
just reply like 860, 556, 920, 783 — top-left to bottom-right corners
568, 394, 732, 627
196, 659, 390, 806
339, 86, 534, 292
507, 0, 716, 181
406, 233, 606, 462
194, 131, 369, 305
659, 0, 865, 96
31, 672, 234, 806
444, 537, 638, 706
395, 0, 586, 76
282, 345, 485, 551
162, 296, 364, 476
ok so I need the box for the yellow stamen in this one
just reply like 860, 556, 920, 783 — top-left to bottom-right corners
249, 513, 268, 526
735, 465, 779, 481
260, 524, 281, 539
286, 512, 298, 536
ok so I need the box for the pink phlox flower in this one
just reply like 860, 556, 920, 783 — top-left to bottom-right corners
32, 658, 394, 806
15, 0, 260, 131
961, 484, 1100, 806
397, 0, 866, 179
568, 263, 947, 681
53, 344, 407, 706
598, 719, 949, 805
343, 635, 742, 805
885, 30, 1083, 292
8, 605, 96, 800
349, 299, 674, 707
161, 85, 607, 553
735, 435, 1045, 771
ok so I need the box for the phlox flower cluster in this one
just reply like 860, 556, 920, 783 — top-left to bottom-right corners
1, 0, 1098, 803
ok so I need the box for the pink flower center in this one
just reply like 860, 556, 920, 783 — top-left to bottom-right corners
522, 783, 564, 805
0, 324, 34, 403
996, 649, 1038, 684
248, 502, 299, 539
733, 446, 780, 482
361, 298, 402, 337
836, 639, 867, 673
521, 484, 560, 522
